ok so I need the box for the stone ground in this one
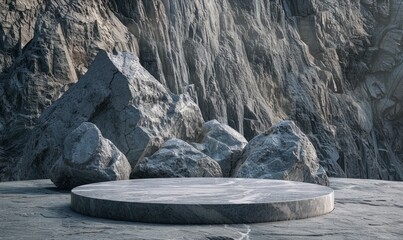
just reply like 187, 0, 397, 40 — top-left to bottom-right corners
1, 178, 402, 240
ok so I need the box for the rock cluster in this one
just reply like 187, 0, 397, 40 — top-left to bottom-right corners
1, 0, 403, 183
11, 49, 328, 188
0, 0, 138, 180
134, 138, 222, 178
16, 51, 204, 186
106, 0, 403, 180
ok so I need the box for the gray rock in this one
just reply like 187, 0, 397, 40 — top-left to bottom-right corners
2, 0, 403, 182
134, 139, 222, 178
49, 122, 131, 190
109, 0, 403, 181
0, 0, 138, 181
192, 120, 247, 177
236, 120, 329, 186
16, 51, 204, 180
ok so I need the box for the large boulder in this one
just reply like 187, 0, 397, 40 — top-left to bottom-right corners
16, 51, 204, 180
133, 139, 222, 178
50, 122, 131, 190
235, 120, 329, 186
192, 120, 247, 177
0, 0, 138, 181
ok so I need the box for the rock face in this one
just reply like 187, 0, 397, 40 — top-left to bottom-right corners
50, 122, 131, 190
134, 139, 222, 178
0, 0, 138, 180
1, 0, 403, 181
192, 120, 247, 177
15, 51, 204, 180
107, 0, 403, 180
236, 121, 329, 186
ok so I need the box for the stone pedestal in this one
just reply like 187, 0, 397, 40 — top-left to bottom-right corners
71, 178, 334, 224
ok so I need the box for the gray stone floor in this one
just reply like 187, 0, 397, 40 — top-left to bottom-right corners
1, 178, 402, 240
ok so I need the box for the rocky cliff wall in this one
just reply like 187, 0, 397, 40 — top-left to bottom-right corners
1, 0, 402, 180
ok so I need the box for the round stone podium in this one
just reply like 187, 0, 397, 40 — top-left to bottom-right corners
71, 178, 334, 224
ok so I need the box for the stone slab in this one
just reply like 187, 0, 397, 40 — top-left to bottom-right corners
70, 178, 334, 224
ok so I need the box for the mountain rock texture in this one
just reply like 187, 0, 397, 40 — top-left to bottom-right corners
192, 120, 248, 177
236, 121, 330, 186
134, 138, 223, 178
1, 0, 403, 181
50, 122, 131, 190
0, 0, 138, 179
14, 51, 204, 180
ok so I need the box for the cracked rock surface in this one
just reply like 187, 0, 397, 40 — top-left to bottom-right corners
14, 51, 204, 180
133, 138, 222, 178
1, 178, 402, 239
50, 122, 131, 190
0, 0, 138, 179
192, 120, 248, 177
236, 120, 330, 186
1, 0, 403, 181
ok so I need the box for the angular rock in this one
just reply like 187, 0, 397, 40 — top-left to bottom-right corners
109, 0, 401, 181
235, 120, 329, 186
192, 120, 247, 177
133, 139, 222, 178
0, 0, 138, 180
16, 51, 204, 179
50, 122, 131, 190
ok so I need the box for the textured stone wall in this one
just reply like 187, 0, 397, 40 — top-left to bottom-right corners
1, 0, 402, 180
